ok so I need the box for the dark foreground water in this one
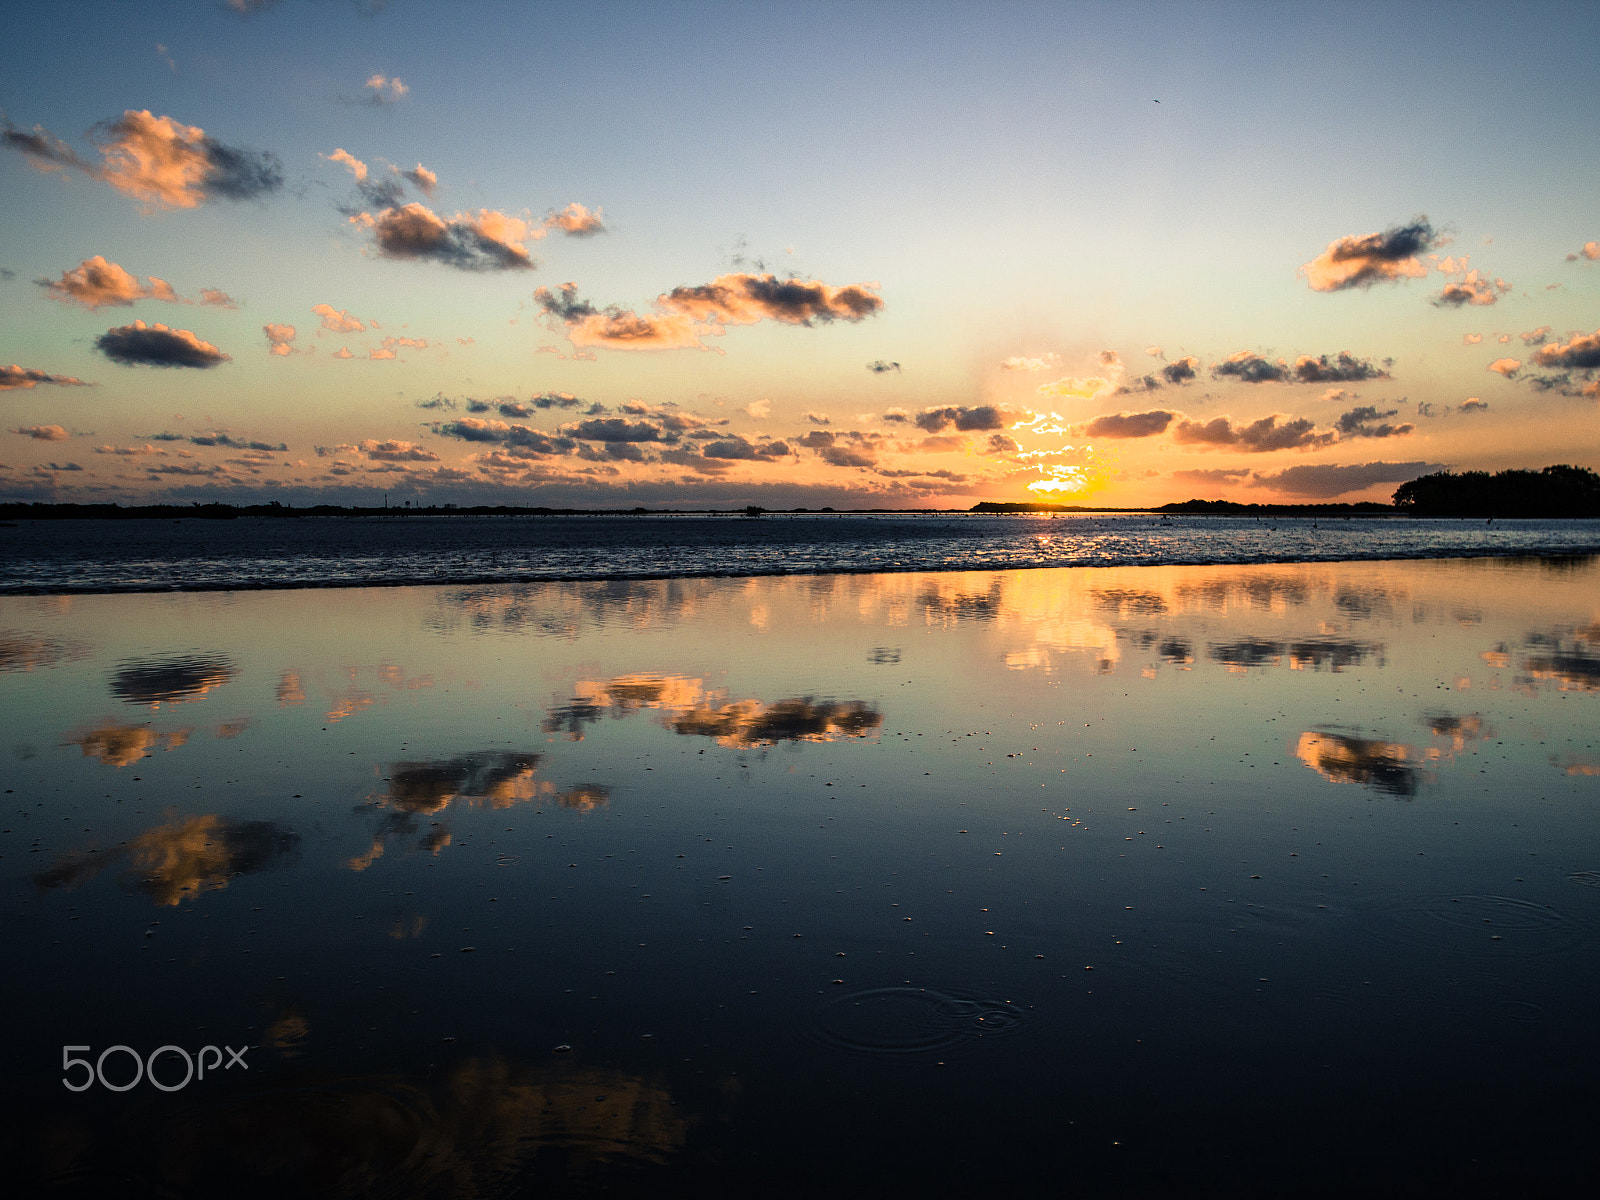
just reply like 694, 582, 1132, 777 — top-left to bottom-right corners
6, 512, 1600, 592
2, 557, 1598, 1196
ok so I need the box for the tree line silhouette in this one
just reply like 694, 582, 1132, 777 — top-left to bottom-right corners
1392, 465, 1600, 517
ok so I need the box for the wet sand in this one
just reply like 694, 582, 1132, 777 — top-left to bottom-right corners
3, 557, 1598, 1196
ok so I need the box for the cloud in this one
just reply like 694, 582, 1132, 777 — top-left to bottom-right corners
1459, 398, 1489, 413
365, 203, 537, 271
1336, 406, 1414, 438
95, 320, 229, 368
361, 439, 437, 462
1212, 351, 1289, 383
661, 272, 884, 325
400, 163, 437, 197
1000, 353, 1059, 372
1292, 352, 1388, 384
364, 74, 408, 105
564, 418, 671, 443
1112, 374, 1163, 395
198, 288, 236, 308
1037, 375, 1116, 400
983, 433, 1020, 455
1519, 326, 1551, 346
803, 411, 831, 425
546, 201, 605, 236
13, 424, 69, 441
263, 323, 296, 356
187, 431, 287, 451
1432, 269, 1509, 307
866, 359, 901, 374
311, 303, 366, 333
1172, 413, 1335, 452
1083, 409, 1176, 438
1463, 333, 1482, 345
1487, 357, 1521, 377
1300, 217, 1439, 291
914, 405, 1006, 433
323, 147, 367, 182
535, 273, 883, 352
37, 255, 180, 309
1566, 242, 1599, 262
1532, 328, 1600, 370
1161, 356, 1199, 384
2, 110, 284, 209
1252, 460, 1440, 498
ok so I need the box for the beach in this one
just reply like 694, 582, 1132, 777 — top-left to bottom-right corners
2, 550, 1598, 1195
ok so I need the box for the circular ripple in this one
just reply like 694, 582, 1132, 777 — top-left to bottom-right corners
1494, 999, 1547, 1023
1363, 894, 1585, 960
1569, 870, 1600, 889
806, 987, 1026, 1058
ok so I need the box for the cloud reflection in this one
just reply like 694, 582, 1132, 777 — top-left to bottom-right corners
1294, 731, 1420, 797
545, 674, 883, 747
34, 814, 300, 904
109, 653, 235, 707
0, 631, 84, 672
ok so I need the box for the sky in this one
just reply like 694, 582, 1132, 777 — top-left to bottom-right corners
2, 0, 1597, 510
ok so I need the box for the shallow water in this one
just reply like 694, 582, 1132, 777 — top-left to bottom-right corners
2, 557, 1599, 1195
6, 512, 1600, 593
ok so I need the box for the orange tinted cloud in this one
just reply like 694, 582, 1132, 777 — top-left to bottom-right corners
38, 255, 181, 309
535, 272, 883, 352
0, 364, 90, 391
1531, 328, 1600, 370
14, 424, 70, 441
94, 110, 283, 209
312, 303, 366, 332
1432, 268, 1509, 307
1487, 357, 1521, 376
367, 203, 537, 271
546, 201, 604, 236
263, 323, 296, 356
1300, 218, 1438, 292
400, 162, 437, 196
322, 147, 367, 181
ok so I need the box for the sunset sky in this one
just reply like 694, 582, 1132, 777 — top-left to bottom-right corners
3, 0, 1597, 509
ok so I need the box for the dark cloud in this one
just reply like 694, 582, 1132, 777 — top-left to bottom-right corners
1532, 329, 1600, 370
1293, 352, 1388, 384
819, 445, 876, 468
368, 204, 536, 271
982, 433, 1019, 454
1335, 406, 1414, 439
189, 432, 288, 451
1252, 460, 1441, 498
1084, 409, 1176, 438
565, 418, 671, 443
1212, 352, 1290, 384
1161, 356, 1199, 384
141, 431, 186, 441
1172, 414, 1335, 452
1458, 399, 1489, 413
95, 320, 230, 368
666, 273, 883, 325
914, 405, 1005, 433
1301, 218, 1440, 292
416, 394, 456, 411
702, 436, 791, 461
1112, 374, 1162, 395
866, 360, 901, 374
1, 116, 89, 171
